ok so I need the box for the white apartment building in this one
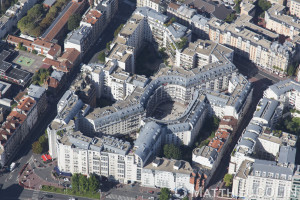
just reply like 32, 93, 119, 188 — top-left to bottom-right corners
264, 79, 300, 111
56, 131, 137, 183
252, 98, 283, 128
232, 160, 294, 200
141, 157, 195, 193
207, 15, 295, 76
192, 146, 218, 169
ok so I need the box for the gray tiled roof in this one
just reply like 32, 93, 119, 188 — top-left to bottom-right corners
254, 98, 279, 122
278, 146, 296, 165
28, 84, 46, 100
134, 122, 162, 165
238, 138, 254, 149
251, 159, 294, 178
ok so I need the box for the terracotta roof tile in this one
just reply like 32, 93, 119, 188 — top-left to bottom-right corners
43, 58, 61, 67
17, 97, 36, 114
6, 35, 32, 48
43, 0, 84, 41
168, 2, 180, 10
59, 48, 80, 64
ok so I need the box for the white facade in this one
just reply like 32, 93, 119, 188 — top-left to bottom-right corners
141, 158, 194, 193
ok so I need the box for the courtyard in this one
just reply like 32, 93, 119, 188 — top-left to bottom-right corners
16, 56, 35, 67
152, 101, 187, 121
12, 51, 44, 73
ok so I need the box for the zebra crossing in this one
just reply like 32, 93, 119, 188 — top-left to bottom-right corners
32, 190, 40, 200
106, 194, 135, 200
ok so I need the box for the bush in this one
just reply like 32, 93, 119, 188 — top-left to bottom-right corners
114, 24, 124, 37
98, 52, 105, 63
163, 144, 182, 160
258, 0, 271, 11
224, 174, 233, 187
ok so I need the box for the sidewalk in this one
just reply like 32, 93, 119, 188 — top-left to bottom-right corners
18, 162, 62, 190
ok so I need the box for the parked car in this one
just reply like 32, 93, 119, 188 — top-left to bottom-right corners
64, 178, 70, 182
148, 191, 154, 194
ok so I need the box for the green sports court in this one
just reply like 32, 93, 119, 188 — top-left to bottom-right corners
16, 55, 35, 67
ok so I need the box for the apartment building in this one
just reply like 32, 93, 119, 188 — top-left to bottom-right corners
97, 0, 118, 23
27, 84, 47, 117
192, 146, 218, 169
0, 0, 37, 39
232, 159, 294, 199
178, 39, 233, 69
137, 0, 162, 12
47, 90, 88, 158
56, 131, 134, 183
291, 166, 300, 200
141, 157, 195, 193
65, 25, 93, 56
264, 79, 300, 111
290, 0, 300, 18
265, 4, 300, 39
252, 98, 283, 128
0, 96, 37, 167
65, 7, 106, 56
81, 8, 106, 43
207, 15, 295, 76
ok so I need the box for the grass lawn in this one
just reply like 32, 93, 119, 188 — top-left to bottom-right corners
41, 185, 100, 199
16, 56, 35, 67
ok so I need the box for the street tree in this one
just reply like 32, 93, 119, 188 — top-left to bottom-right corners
68, 14, 81, 31
159, 188, 171, 200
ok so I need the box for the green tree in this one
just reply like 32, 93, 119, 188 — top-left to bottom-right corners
224, 174, 233, 187
72, 173, 80, 192
234, 4, 241, 13
106, 41, 112, 50
114, 24, 124, 37
258, 0, 271, 11
68, 14, 81, 31
88, 173, 100, 192
79, 175, 88, 192
32, 141, 43, 154
182, 197, 189, 200
225, 13, 236, 23
159, 188, 171, 200
163, 144, 182, 160
98, 51, 106, 63
175, 37, 188, 49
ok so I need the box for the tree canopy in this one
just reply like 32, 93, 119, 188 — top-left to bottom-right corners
163, 144, 182, 160
258, 0, 271, 11
68, 14, 82, 31
159, 188, 171, 200
98, 51, 106, 63
114, 24, 124, 37
225, 13, 236, 23
32, 134, 48, 154
175, 37, 188, 49
71, 173, 100, 193
224, 174, 233, 187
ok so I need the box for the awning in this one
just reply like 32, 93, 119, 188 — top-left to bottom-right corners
41, 155, 47, 162
46, 154, 52, 160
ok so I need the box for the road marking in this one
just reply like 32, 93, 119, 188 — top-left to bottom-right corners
32, 190, 40, 200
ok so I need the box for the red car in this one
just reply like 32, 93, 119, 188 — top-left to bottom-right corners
148, 191, 154, 194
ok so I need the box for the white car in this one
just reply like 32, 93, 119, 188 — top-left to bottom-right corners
64, 178, 70, 182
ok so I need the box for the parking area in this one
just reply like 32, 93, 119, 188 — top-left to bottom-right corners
12, 50, 44, 73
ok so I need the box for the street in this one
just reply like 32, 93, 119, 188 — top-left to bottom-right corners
83, 0, 136, 64
203, 78, 273, 200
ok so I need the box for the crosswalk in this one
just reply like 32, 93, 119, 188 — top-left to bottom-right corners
106, 194, 135, 200
32, 190, 40, 200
